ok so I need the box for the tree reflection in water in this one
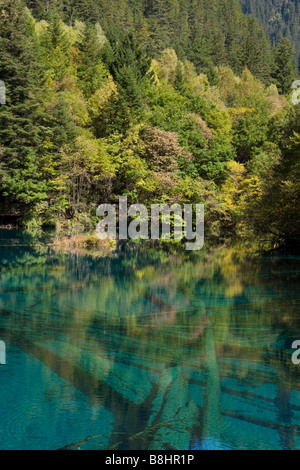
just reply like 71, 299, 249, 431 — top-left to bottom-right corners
0, 235, 299, 450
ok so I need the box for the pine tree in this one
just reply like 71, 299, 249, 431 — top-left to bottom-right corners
77, 23, 108, 98
38, 12, 71, 82
272, 37, 297, 94
0, 0, 48, 206
103, 27, 153, 131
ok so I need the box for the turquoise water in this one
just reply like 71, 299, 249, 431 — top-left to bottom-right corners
0, 230, 300, 450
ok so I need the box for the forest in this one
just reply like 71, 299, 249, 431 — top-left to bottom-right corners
0, 0, 300, 249
239, 0, 300, 68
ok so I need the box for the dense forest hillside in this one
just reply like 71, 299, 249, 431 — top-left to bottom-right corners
25, 0, 276, 83
0, 0, 300, 249
239, 0, 300, 67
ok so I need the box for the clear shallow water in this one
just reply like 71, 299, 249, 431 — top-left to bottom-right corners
0, 230, 300, 450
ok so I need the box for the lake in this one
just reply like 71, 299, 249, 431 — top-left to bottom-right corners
0, 230, 299, 450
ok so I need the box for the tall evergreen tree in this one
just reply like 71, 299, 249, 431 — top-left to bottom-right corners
272, 37, 297, 94
77, 23, 107, 98
102, 27, 153, 131
0, 0, 48, 205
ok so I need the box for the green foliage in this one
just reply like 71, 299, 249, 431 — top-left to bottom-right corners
248, 106, 300, 247
0, 0, 48, 205
102, 26, 153, 131
0, 0, 299, 248
76, 23, 108, 98
272, 38, 298, 94
239, 0, 300, 69
25, 0, 281, 83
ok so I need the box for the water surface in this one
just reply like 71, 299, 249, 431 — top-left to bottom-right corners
0, 230, 299, 450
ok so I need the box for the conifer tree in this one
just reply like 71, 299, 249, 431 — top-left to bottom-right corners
77, 23, 107, 98
272, 38, 297, 94
103, 27, 153, 131
0, 0, 48, 205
